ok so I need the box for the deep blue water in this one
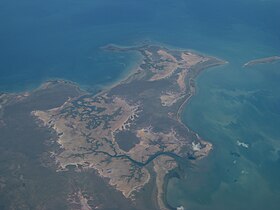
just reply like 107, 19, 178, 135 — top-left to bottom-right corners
1, 0, 280, 209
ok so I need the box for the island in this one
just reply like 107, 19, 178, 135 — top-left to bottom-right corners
0, 44, 227, 210
243, 56, 280, 68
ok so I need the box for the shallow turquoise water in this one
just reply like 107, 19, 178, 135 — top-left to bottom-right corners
167, 62, 280, 210
1, 0, 280, 209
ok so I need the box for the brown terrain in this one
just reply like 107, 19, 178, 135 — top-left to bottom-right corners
0, 44, 226, 210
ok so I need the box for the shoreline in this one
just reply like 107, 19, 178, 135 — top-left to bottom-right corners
169, 58, 228, 210
3, 43, 227, 210
0, 43, 225, 98
162, 170, 180, 210
0, 78, 86, 96
92, 45, 145, 98
176, 59, 228, 126
0, 44, 143, 95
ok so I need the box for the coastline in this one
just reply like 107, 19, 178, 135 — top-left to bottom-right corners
162, 170, 180, 210
167, 58, 228, 210
1, 43, 227, 210
176, 59, 228, 125
91, 45, 145, 98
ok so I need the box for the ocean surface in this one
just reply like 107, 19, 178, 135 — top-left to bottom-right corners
1, 0, 280, 209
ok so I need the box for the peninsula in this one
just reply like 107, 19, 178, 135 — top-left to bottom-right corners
0, 44, 226, 210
